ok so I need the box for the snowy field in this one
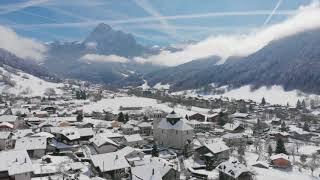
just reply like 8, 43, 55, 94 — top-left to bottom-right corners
245, 152, 319, 180
82, 96, 210, 116
173, 85, 317, 106
0, 67, 64, 96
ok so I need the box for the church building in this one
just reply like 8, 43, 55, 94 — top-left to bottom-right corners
153, 111, 194, 149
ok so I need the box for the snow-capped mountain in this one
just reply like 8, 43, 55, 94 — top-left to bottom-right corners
146, 28, 320, 94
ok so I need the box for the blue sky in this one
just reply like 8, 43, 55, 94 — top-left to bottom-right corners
0, 0, 313, 45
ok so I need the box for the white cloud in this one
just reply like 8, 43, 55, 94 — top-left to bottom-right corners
0, 0, 49, 14
85, 42, 97, 49
0, 25, 46, 61
81, 54, 129, 63
135, 1, 320, 66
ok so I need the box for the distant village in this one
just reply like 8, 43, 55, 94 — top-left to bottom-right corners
0, 80, 320, 180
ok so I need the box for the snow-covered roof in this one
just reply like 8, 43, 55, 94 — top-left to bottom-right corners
116, 146, 143, 158
166, 111, 181, 119
137, 122, 152, 128
91, 152, 130, 172
231, 112, 249, 118
216, 160, 252, 179
0, 131, 12, 139
0, 115, 18, 123
122, 123, 134, 129
78, 128, 94, 137
0, 150, 33, 175
202, 141, 230, 154
124, 134, 143, 142
61, 128, 80, 140
89, 134, 119, 147
132, 165, 162, 180
158, 118, 193, 131
298, 145, 320, 156
223, 122, 241, 131
32, 132, 55, 138
222, 133, 244, 139
0, 121, 14, 128
270, 153, 290, 161
15, 136, 47, 150
12, 129, 34, 139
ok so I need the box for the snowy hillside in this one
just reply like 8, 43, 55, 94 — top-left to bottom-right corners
0, 66, 64, 96
173, 85, 319, 106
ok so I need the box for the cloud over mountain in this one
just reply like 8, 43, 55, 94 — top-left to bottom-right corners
80, 54, 129, 63
0, 25, 46, 61
135, 1, 320, 66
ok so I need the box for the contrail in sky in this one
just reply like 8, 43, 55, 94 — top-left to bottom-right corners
263, 0, 283, 26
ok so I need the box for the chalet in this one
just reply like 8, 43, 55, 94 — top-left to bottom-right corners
0, 131, 13, 150
124, 134, 144, 147
51, 127, 81, 145
195, 141, 230, 169
119, 106, 142, 111
0, 122, 14, 131
223, 122, 245, 133
0, 115, 18, 124
222, 133, 248, 146
33, 110, 49, 118
0, 150, 33, 180
15, 137, 47, 158
271, 118, 282, 126
41, 106, 57, 114
117, 146, 145, 165
187, 120, 212, 132
89, 134, 119, 154
137, 122, 152, 136
189, 113, 206, 122
121, 124, 135, 135
270, 153, 291, 168
216, 160, 254, 180
131, 157, 179, 180
230, 112, 250, 119
207, 113, 220, 123
269, 131, 289, 142
90, 152, 131, 180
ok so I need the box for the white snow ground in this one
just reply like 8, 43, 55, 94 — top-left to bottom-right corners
173, 85, 317, 106
82, 96, 210, 116
0, 67, 64, 96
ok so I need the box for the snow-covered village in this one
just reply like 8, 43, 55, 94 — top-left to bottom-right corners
0, 65, 320, 180
1, 0, 320, 180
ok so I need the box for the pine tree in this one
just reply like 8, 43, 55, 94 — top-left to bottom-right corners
124, 113, 129, 123
76, 113, 83, 122
296, 100, 302, 109
280, 121, 287, 131
275, 138, 287, 154
268, 145, 273, 156
218, 112, 227, 126
118, 112, 124, 122
151, 143, 159, 157
301, 100, 306, 109
303, 122, 310, 132
261, 97, 266, 106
